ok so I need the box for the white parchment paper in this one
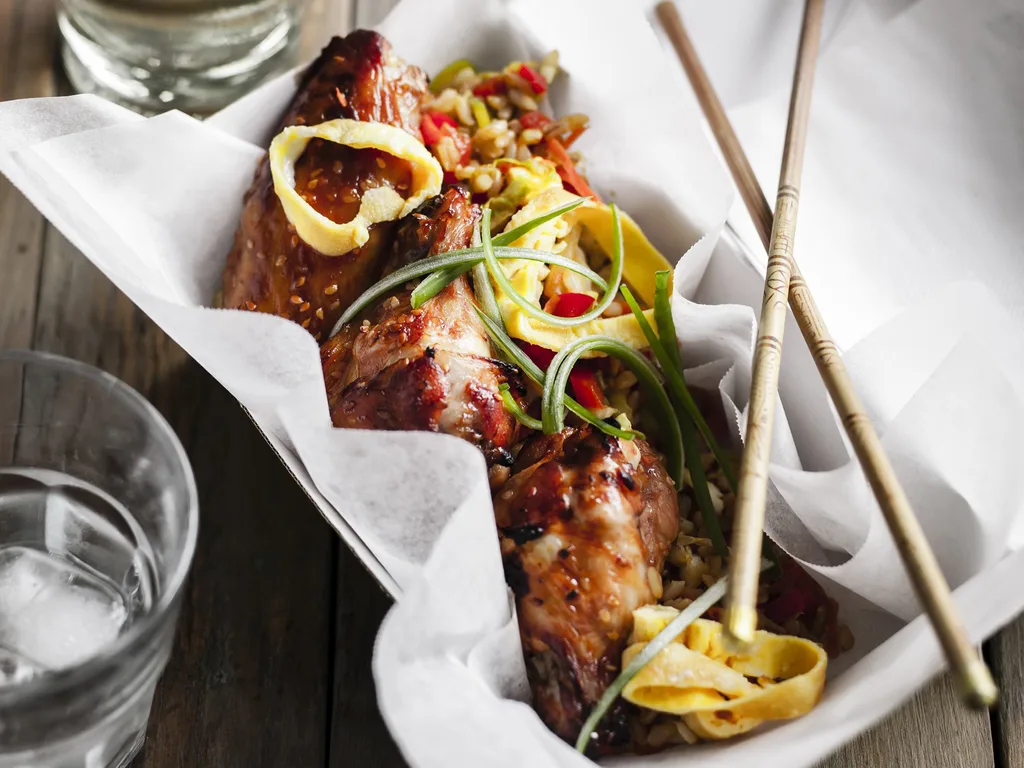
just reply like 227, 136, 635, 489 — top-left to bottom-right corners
2, 0, 1024, 765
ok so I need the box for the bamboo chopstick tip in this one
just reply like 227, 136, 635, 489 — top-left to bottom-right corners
722, 605, 758, 649
958, 657, 999, 710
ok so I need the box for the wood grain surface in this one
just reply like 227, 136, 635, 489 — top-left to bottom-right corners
0, 0, 1017, 766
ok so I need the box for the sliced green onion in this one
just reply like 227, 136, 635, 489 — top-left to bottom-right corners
573, 560, 770, 754
540, 336, 683, 488
411, 263, 474, 308
473, 306, 640, 441
329, 246, 606, 337
470, 223, 502, 327
498, 384, 542, 431
409, 197, 590, 310
620, 285, 738, 492
483, 203, 624, 328
653, 271, 683, 371
429, 58, 474, 94
471, 219, 503, 327
650, 271, 727, 556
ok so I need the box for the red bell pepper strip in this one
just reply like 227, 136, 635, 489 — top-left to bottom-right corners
519, 293, 609, 411
472, 77, 507, 97
518, 64, 548, 94
520, 342, 556, 370
420, 111, 459, 145
545, 291, 595, 318
519, 110, 552, 130
545, 136, 600, 201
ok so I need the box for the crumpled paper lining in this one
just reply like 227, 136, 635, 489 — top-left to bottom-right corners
1, 0, 1024, 765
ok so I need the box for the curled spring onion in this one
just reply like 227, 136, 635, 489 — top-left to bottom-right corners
470, 223, 502, 327
574, 560, 770, 754
540, 336, 683, 488
498, 384, 542, 431
329, 245, 606, 338
482, 203, 625, 328
473, 306, 639, 441
620, 284, 738, 492
411, 197, 589, 309
650, 271, 727, 556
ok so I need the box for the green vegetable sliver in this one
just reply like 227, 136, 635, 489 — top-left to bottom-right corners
620, 285, 738, 492
540, 335, 684, 488
473, 307, 640, 441
483, 203, 625, 328
651, 271, 728, 556
573, 560, 770, 754
498, 384, 542, 431
328, 246, 606, 337
429, 58, 474, 94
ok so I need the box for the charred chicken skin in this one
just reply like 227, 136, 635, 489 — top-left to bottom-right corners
222, 30, 429, 340
494, 427, 680, 751
321, 187, 521, 472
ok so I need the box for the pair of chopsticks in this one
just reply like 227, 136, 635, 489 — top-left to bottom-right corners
656, 0, 997, 708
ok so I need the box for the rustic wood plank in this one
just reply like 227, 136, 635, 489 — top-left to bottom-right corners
29, 209, 336, 766
321, 1, 408, 764
818, 671, 994, 768
0, 0, 55, 350
329, 547, 407, 768
990, 617, 1024, 767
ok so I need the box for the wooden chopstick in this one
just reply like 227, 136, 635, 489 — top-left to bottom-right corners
656, 0, 998, 708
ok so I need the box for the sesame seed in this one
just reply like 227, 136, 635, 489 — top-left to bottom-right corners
388, 296, 400, 308
599, 608, 611, 623
256, 251, 265, 260
324, 284, 338, 295
376, 157, 386, 169
310, 168, 322, 179
307, 178, 319, 190
329, 300, 341, 311
313, 332, 322, 341
274, 255, 286, 267
246, 239, 253, 249
301, 318, 311, 328
299, 302, 310, 312
245, 301, 257, 311
289, 295, 303, 305
295, 276, 306, 287
315, 308, 324, 320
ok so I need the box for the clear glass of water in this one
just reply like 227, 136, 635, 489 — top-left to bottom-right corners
0, 350, 199, 768
58, 0, 303, 115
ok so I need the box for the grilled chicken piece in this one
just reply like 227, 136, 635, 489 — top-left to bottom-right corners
494, 427, 680, 752
222, 30, 429, 340
321, 187, 520, 473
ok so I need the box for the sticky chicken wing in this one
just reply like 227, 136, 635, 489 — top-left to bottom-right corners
321, 187, 521, 473
222, 30, 429, 339
493, 426, 680, 752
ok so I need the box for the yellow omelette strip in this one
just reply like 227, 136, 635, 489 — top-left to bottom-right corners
622, 608, 827, 741
493, 188, 672, 353
269, 119, 443, 257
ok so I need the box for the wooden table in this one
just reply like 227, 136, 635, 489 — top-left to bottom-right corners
1, 0, 1021, 765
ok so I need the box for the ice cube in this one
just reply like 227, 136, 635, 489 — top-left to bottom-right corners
0, 547, 127, 671
0, 647, 43, 687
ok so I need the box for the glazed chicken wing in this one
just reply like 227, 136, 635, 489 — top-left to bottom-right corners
222, 30, 428, 339
321, 187, 521, 473
493, 426, 680, 751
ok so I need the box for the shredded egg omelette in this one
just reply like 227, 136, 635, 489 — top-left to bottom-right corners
492, 187, 673, 355
622, 606, 827, 740
269, 119, 443, 256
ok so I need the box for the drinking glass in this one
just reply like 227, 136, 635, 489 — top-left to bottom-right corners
0, 350, 199, 768
58, 0, 303, 115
